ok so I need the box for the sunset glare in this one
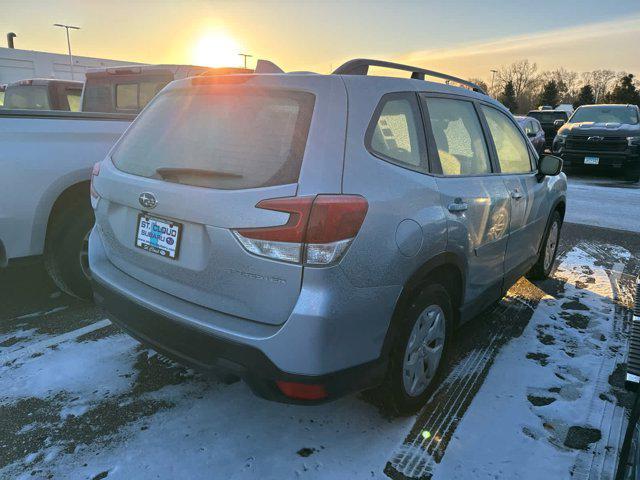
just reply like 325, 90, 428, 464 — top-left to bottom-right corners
193, 32, 242, 68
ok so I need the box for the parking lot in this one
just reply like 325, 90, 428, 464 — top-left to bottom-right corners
1, 173, 639, 480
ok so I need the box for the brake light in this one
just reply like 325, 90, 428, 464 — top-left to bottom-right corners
90, 162, 101, 200
276, 381, 328, 400
233, 195, 368, 265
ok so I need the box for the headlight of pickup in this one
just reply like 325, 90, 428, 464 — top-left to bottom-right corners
553, 131, 568, 152
627, 136, 640, 146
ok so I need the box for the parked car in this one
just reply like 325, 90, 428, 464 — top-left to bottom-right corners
0, 108, 135, 295
89, 58, 566, 413
2, 79, 83, 111
556, 103, 574, 115
553, 104, 640, 182
527, 109, 570, 150
516, 115, 545, 155
81, 64, 252, 114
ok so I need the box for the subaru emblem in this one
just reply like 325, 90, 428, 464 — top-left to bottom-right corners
139, 192, 157, 209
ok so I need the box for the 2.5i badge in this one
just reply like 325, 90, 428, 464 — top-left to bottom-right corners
135, 214, 182, 259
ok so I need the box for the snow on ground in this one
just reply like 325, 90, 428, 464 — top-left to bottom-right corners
430, 245, 631, 479
1, 240, 633, 480
565, 176, 640, 233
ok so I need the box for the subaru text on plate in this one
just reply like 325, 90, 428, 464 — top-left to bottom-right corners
89, 58, 567, 413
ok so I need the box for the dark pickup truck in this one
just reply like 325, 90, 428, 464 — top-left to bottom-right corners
527, 109, 569, 150
553, 104, 640, 182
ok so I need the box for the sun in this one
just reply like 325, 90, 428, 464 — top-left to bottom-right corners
193, 32, 242, 68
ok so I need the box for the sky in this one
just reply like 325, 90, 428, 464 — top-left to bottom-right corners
1, 0, 640, 82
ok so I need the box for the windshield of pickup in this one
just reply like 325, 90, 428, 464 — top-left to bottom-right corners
570, 105, 639, 125
3, 85, 51, 110
527, 111, 568, 123
112, 86, 315, 190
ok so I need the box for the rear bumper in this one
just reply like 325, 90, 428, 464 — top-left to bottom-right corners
93, 278, 385, 403
89, 228, 395, 403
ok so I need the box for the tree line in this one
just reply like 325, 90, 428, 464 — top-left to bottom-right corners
468, 60, 640, 114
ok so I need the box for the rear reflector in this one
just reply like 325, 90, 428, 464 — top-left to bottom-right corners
233, 195, 368, 265
276, 381, 328, 400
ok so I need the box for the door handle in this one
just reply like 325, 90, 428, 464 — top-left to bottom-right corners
511, 190, 524, 200
448, 200, 468, 213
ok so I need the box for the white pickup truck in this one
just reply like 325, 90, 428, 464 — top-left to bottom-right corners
1, 64, 254, 298
0, 109, 135, 297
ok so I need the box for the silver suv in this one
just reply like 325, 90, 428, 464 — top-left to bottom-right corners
89, 59, 567, 413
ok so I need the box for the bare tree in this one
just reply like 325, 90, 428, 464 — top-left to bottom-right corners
544, 68, 579, 103
495, 60, 540, 112
468, 77, 489, 94
581, 70, 617, 103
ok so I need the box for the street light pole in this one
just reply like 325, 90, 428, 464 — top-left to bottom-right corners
53, 24, 80, 80
238, 53, 252, 69
490, 69, 498, 95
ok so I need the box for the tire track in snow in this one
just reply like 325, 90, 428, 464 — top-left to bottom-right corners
0, 319, 112, 364
385, 284, 544, 479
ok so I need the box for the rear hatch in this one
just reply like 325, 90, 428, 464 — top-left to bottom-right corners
93, 74, 347, 326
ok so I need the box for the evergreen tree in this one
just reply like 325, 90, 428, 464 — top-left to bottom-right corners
538, 80, 560, 108
608, 74, 640, 106
575, 85, 595, 107
499, 81, 518, 112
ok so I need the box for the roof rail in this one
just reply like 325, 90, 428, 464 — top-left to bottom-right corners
332, 58, 486, 94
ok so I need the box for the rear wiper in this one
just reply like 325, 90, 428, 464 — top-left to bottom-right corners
155, 167, 243, 180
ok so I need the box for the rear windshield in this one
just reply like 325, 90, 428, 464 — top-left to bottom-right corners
112, 86, 315, 190
527, 111, 567, 123
570, 106, 639, 125
83, 75, 173, 113
3, 85, 51, 110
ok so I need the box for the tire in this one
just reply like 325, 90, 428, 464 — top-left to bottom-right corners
44, 201, 94, 299
374, 283, 453, 415
528, 210, 562, 280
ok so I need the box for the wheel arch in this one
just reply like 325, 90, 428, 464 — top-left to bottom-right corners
380, 251, 466, 359
44, 181, 92, 248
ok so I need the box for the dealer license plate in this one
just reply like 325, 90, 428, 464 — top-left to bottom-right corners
135, 214, 182, 259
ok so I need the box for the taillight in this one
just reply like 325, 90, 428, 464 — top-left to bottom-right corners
275, 380, 328, 400
90, 161, 101, 200
233, 195, 368, 266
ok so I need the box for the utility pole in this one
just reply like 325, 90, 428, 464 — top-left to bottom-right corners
53, 24, 80, 80
238, 53, 252, 69
490, 69, 498, 95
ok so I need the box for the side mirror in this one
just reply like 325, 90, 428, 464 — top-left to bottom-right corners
538, 155, 563, 179
527, 131, 537, 138
553, 119, 566, 127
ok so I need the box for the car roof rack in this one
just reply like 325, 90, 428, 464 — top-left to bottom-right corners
332, 58, 486, 94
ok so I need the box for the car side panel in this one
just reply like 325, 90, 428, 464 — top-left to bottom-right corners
0, 112, 130, 260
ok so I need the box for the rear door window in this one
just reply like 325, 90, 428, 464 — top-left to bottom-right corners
139, 81, 168, 109
367, 93, 427, 172
4, 85, 51, 110
112, 87, 315, 190
422, 97, 491, 176
116, 84, 138, 110
66, 88, 82, 111
482, 105, 533, 174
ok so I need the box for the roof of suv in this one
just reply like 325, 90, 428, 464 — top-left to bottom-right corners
166, 58, 500, 108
